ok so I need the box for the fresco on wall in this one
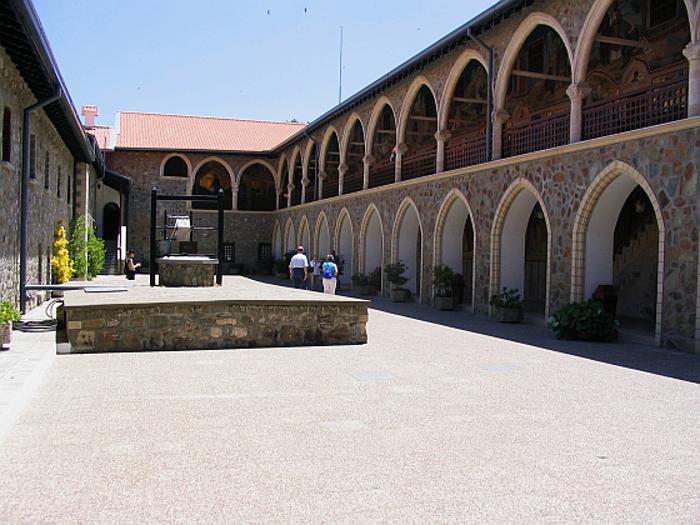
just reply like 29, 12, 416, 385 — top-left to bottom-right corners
192, 161, 233, 210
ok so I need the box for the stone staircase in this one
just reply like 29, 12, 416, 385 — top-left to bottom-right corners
101, 240, 119, 275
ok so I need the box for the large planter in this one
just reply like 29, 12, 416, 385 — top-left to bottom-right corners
492, 305, 524, 323
0, 321, 12, 348
390, 288, 411, 302
356, 285, 376, 296
433, 295, 455, 311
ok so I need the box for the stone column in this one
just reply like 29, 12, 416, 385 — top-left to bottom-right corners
567, 83, 592, 143
394, 143, 408, 183
683, 43, 700, 118
275, 189, 280, 210
492, 109, 509, 160
338, 163, 348, 196
231, 186, 238, 210
301, 163, 308, 205
435, 130, 452, 173
318, 170, 327, 199
362, 154, 373, 190
286, 182, 293, 208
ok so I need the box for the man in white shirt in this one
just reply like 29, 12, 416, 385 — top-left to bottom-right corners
288, 246, 310, 289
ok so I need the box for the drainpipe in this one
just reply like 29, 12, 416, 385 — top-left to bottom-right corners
467, 28, 494, 162
20, 88, 62, 314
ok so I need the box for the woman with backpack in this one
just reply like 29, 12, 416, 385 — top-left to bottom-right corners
321, 254, 338, 295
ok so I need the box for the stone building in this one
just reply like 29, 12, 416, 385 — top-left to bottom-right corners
0, 0, 105, 311
95, 0, 700, 352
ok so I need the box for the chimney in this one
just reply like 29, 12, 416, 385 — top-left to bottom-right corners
81, 105, 98, 128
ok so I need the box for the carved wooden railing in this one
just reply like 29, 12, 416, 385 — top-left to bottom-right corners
401, 144, 437, 180
369, 161, 395, 188
445, 130, 487, 171
502, 111, 570, 158
583, 68, 688, 140
344, 170, 363, 194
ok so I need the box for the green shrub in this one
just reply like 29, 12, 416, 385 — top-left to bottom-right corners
87, 226, 105, 278
432, 264, 455, 297
548, 300, 619, 341
490, 287, 522, 308
384, 261, 408, 290
0, 300, 21, 324
68, 215, 89, 279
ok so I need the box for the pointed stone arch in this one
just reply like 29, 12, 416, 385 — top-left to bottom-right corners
359, 203, 385, 291
391, 197, 424, 299
341, 113, 366, 161
334, 207, 355, 287
236, 159, 277, 187
490, 178, 552, 318
571, 161, 665, 344
438, 49, 489, 131
276, 154, 288, 189
283, 218, 296, 253
433, 189, 477, 308
272, 220, 283, 259
319, 126, 341, 172
159, 153, 192, 179
366, 96, 397, 154
397, 76, 439, 145
289, 147, 304, 206
297, 215, 311, 253
314, 211, 331, 258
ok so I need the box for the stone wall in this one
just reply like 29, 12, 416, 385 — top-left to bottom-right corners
0, 46, 75, 307
65, 301, 368, 352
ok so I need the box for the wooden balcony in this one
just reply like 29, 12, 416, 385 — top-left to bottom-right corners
344, 170, 363, 194
401, 144, 437, 181
445, 130, 487, 171
369, 161, 395, 188
502, 111, 570, 158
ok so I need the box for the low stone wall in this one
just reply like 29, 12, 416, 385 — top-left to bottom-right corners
158, 258, 216, 287
64, 301, 368, 352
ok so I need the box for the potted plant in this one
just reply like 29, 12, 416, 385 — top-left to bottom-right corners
432, 264, 455, 310
490, 287, 524, 323
351, 273, 375, 295
0, 300, 21, 349
385, 261, 410, 302
368, 267, 382, 293
548, 300, 619, 341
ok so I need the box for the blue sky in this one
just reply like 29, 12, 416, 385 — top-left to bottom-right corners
34, 0, 493, 126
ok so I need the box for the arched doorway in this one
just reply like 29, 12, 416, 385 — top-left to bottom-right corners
238, 163, 276, 211
394, 202, 423, 297
574, 166, 662, 334
103, 202, 120, 241
284, 220, 296, 253
436, 192, 475, 306
316, 214, 331, 259
273, 222, 282, 259
362, 206, 384, 280
401, 84, 438, 180
299, 218, 311, 254
192, 160, 233, 210
369, 103, 397, 188
494, 183, 550, 314
336, 211, 353, 287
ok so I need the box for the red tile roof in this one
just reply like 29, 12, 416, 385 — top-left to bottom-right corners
86, 125, 112, 151
116, 111, 306, 152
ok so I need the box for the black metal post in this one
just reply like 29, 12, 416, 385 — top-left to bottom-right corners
150, 187, 157, 287
216, 189, 224, 285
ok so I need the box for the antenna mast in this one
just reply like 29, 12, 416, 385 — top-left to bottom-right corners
338, 26, 344, 104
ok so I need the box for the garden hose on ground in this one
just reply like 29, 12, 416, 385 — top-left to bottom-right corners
13, 299, 62, 332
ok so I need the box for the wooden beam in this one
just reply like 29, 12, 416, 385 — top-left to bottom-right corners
349, 141, 366, 146
512, 70, 570, 82
453, 97, 488, 104
595, 35, 647, 49
376, 129, 396, 135
409, 115, 438, 121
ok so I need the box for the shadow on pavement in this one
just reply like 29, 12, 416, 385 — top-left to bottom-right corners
249, 275, 700, 384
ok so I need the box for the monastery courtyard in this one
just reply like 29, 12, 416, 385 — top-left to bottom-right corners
0, 276, 698, 524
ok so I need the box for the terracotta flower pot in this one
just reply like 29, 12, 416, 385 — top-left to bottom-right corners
433, 295, 455, 311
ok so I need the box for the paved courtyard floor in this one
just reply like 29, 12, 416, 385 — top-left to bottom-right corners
0, 276, 698, 524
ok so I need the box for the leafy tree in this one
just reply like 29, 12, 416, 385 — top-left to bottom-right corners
87, 225, 105, 278
68, 215, 89, 280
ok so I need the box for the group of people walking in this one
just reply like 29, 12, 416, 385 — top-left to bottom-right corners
288, 246, 339, 294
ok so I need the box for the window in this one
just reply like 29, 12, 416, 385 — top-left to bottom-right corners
2, 108, 10, 163
223, 243, 235, 263
258, 243, 272, 263
29, 135, 36, 179
44, 151, 50, 190
163, 156, 188, 177
57, 165, 61, 198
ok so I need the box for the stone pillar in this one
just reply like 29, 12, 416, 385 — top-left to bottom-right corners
286, 183, 292, 208
275, 189, 280, 210
394, 143, 408, 182
683, 43, 700, 118
492, 109, 509, 160
231, 186, 238, 210
300, 177, 309, 205
435, 130, 452, 173
338, 163, 348, 196
318, 170, 327, 199
362, 154, 373, 190
567, 83, 592, 143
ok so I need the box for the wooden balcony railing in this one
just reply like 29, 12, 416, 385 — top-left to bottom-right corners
401, 145, 437, 181
583, 73, 688, 140
322, 176, 339, 199
343, 170, 363, 194
369, 161, 395, 188
502, 111, 570, 158
445, 131, 487, 171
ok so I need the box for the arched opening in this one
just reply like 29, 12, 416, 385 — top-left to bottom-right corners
163, 156, 188, 178
316, 215, 331, 259
344, 120, 365, 194
363, 208, 384, 283
445, 61, 489, 170
396, 204, 423, 296
273, 222, 282, 259
582, 0, 690, 139
438, 195, 475, 306
3, 107, 12, 162
238, 163, 276, 211
581, 175, 660, 332
299, 219, 311, 253
305, 143, 319, 204
503, 25, 572, 157
322, 133, 341, 199
402, 85, 438, 180
336, 212, 353, 287
498, 188, 549, 313
284, 220, 296, 252
192, 160, 233, 210
369, 104, 397, 188
291, 152, 303, 207
278, 159, 289, 210
103, 203, 120, 241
